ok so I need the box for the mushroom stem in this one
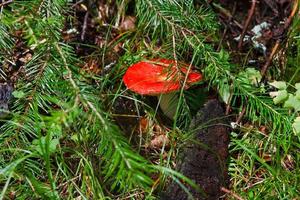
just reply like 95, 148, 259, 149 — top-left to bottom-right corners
157, 92, 179, 119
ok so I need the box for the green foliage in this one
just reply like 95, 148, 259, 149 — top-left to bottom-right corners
226, 15, 300, 199
293, 117, 300, 134
136, 0, 217, 38
134, 1, 299, 198
135, 0, 228, 128
238, 68, 262, 86
0, 0, 299, 199
269, 81, 300, 135
0, 1, 155, 199
0, 24, 13, 50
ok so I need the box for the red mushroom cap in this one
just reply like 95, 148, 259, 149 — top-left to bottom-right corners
123, 59, 202, 95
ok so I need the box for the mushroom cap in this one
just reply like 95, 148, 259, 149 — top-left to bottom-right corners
123, 59, 202, 95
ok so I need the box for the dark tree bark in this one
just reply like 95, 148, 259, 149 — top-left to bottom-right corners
161, 99, 230, 200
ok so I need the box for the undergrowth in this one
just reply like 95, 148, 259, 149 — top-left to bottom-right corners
0, 0, 299, 199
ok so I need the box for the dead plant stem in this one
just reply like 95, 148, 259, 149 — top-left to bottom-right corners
221, 187, 245, 200
238, 0, 257, 50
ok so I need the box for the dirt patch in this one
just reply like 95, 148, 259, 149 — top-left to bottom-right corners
112, 95, 142, 136
214, 0, 295, 77
161, 99, 229, 200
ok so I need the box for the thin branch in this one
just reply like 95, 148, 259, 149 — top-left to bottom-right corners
212, 2, 244, 30
71, 0, 84, 8
225, 84, 234, 115
221, 187, 245, 200
238, 0, 257, 50
0, 0, 13, 7
236, 105, 247, 125
81, 12, 89, 41
261, 0, 298, 77
55, 43, 107, 128
260, 40, 280, 77
171, 27, 178, 66
284, 0, 299, 30
217, 2, 237, 51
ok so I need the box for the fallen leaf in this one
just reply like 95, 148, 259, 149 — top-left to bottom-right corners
269, 81, 287, 90
149, 134, 169, 149
281, 154, 295, 171
119, 16, 136, 32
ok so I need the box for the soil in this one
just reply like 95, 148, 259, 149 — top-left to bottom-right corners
160, 99, 229, 200
112, 94, 143, 136
214, 0, 294, 77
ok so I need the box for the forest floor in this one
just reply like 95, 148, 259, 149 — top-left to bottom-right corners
66, 1, 298, 199
1, 0, 300, 199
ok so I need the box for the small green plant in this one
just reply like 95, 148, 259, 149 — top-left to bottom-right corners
269, 81, 300, 134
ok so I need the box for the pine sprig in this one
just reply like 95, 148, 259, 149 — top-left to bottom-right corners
0, 1, 155, 198
0, 24, 13, 51
136, 0, 217, 38
135, 0, 295, 169
131, 3, 296, 180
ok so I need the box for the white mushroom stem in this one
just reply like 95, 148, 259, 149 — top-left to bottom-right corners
157, 92, 179, 119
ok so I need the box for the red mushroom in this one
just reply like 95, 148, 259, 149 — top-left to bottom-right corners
123, 59, 202, 119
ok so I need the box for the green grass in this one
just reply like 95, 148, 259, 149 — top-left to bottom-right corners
226, 15, 300, 199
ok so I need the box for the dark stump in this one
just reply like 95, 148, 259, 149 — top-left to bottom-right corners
0, 83, 13, 118
161, 99, 229, 200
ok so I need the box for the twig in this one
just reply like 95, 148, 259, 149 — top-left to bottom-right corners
217, 2, 237, 51
0, 0, 12, 7
225, 102, 231, 115
221, 187, 245, 200
217, 28, 228, 52
238, 0, 257, 50
236, 105, 247, 125
225, 84, 234, 115
212, 3, 244, 30
81, 12, 89, 41
55, 43, 107, 128
260, 40, 280, 77
71, 0, 84, 8
172, 27, 178, 64
260, 0, 298, 77
284, 0, 299, 30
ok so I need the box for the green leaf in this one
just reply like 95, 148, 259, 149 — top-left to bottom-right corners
238, 68, 262, 86
269, 90, 288, 104
32, 137, 59, 155
26, 173, 58, 199
71, 134, 78, 142
283, 94, 300, 111
245, 68, 262, 85
269, 81, 287, 90
48, 124, 62, 137
292, 117, 300, 134
12, 90, 25, 98
295, 83, 300, 90
296, 90, 300, 100
219, 79, 231, 104
0, 155, 32, 176
49, 138, 59, 153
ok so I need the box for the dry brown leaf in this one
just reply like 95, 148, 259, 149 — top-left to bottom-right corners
119, 16, 136, 32
281, 154, 295, 171
149, 134, 170, 149
138, 117, 150, 134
